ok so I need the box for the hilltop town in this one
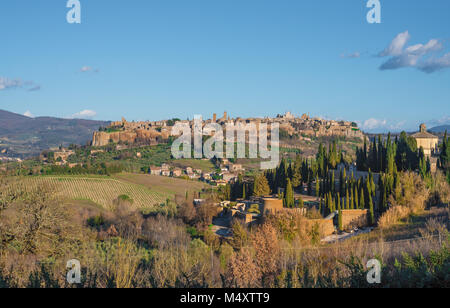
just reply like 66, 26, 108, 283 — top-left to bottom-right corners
1, 110, 449, 289
91, 111, 364, 147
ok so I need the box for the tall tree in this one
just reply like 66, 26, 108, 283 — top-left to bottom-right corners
359, 186, 365, 209
284, 179, 295, 208
253, 173, 271, 197
345, 186, 350, 210
338, 197, 343, 231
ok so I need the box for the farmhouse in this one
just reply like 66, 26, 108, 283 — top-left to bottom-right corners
411, 124, 439, 157
149, 166, 162, 175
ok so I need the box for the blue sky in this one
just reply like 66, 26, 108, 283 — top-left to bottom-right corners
1, 0, 449, 132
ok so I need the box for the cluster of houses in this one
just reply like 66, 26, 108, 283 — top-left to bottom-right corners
148, 158, 245, 185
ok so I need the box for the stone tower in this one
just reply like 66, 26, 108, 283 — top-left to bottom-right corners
419, 123, 426, 133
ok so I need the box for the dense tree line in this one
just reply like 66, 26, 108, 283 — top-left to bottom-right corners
356, 132, 429, 175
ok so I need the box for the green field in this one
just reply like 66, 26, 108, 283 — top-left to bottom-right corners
114, 172, 209, 196
23, 175, 171, 211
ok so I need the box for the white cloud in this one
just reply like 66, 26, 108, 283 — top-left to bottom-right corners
341, 52, 361, 59
427, 115, 450, 127
378, 31, 448, 73
0, 76, 41, 91
0, 77, 23, 90
379, 31, 411, 57
389, 120, 407, 130
80, 66, 99, 73
419, 53, 450, 73
23, 110, 35, 118
360, 118, 407, 132
72, 109, 97, 119
362, 118, 387, 130
80, 66, 92, 72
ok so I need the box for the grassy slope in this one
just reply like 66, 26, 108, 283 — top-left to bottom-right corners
24, 175, 171, 211
347, 207, 449, 243
114, 172, 209, 196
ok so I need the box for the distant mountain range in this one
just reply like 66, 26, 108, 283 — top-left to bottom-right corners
0, 109, 109, 158
429, 125, 450, 133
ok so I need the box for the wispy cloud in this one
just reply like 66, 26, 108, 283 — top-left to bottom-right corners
0, 77, 23, 90
362, 118, 387, 130
28, 85, 41, 92
378, 31, 411, 57
427, 115, 450, 127
72, 109, 97, 119
359, 118, 407, 132
418, 53, 450, 73
340, 51, 361, 59
0, 77, 41, 91
80, 66, 99, 73
378, 31, 449, 73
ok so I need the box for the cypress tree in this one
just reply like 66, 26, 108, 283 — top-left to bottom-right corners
284, 179, 294, 208
359, 187, 365, 209
369, 193, 375, 225
307, 178, 312, 196
342, 169, 347, 194
327, 192, 333, 214
291, 156, 302, 188
336, 192, 341, 215
346, 186, 350, 210
338, 198, 343, 231
298, 195, 304, 208
315, 176, 320, 197
350, 184, 355, 209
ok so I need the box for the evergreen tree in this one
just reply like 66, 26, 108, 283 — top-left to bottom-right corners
351, 184, 356, 209
291, 156, 302, 188
307, 178, 312, 196
315, 176, 320, 197
284, 179, 295, 208
336, 192, 341, 215
367, 186, 374, 224
326, 192, 332, 215
345, 186, 350, 210
359, 187, 365, 209
338, 198, 343, 231
298, 195, 304, 208
253, 173, 271, 197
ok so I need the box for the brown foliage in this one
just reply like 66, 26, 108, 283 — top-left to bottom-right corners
379, 172, 428, 229
227, 247, 261, 288
251, 223, 280, 286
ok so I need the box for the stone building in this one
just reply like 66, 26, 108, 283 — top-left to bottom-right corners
411, 124, 439, 157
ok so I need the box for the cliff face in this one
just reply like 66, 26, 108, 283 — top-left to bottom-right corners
92, 129, 165, 147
